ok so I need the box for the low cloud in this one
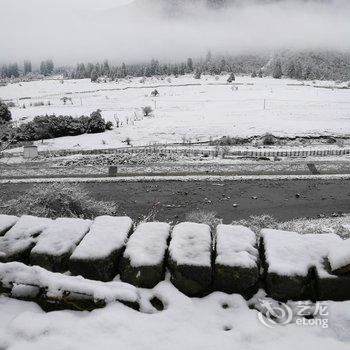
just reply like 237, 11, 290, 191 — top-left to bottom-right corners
1, 0, 349, 65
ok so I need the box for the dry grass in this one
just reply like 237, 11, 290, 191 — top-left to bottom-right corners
231, 214, 279, 235
0, 183, 117, 219
279, 216, 350, 238
185, 210, 222, 229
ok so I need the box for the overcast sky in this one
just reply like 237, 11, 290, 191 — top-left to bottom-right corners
1, 0, 350, 65
3, 0, 133, 12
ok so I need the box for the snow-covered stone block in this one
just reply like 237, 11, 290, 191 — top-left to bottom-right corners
261, 229, 316, 301
328, 238, 350, 275
120, 222, 171, 288
214, 225, 259, 297
304, 234, 350, 301
0, 215, 52, 263
0, 261, 139, 311
261, 229, 347, 301
168, 222, 212, 296
0, 215, 18, 236
70, 216, 133, 281
30, 218, 92, 272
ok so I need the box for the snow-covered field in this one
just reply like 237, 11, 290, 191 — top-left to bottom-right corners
1, 282, 350, 350
1, 75, 349, 151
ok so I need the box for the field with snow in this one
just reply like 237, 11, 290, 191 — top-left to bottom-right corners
1, 283, 350, 350
1, 75, 350, 151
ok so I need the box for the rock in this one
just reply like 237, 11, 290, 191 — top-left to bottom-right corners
30, 218, 91, 272
260, 229, 316, 301
168, 222, 212, 296
69, 216, 133, 282
214, 225, 259, 298
120, 222, 170, 288
316, 259, 350, 301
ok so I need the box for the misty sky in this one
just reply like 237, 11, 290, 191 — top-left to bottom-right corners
1, 0, 350, 65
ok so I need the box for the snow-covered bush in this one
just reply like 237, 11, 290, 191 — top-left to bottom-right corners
142, 106, 153, 117
0, 183, 117, 219
262, 133, 276, 145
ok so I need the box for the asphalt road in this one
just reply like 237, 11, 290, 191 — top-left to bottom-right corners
1, 178, 349, 223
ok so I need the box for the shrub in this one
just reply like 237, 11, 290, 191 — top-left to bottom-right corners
0, 183, 117, 219
185, 210, 222, 229
105, 121, 113, 130
0, 100, 12, 123
6, 102, 16, 108
217, 136, 247, 146
142, 106, 153, 117
194, 69, 202, 79
227, 72, 235, 83
86, 110, 106, 133
16, 110, 108, 141
125, 137, 131, 146
262, 133, 276, 145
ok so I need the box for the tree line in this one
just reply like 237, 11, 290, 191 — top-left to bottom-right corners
1, 51, 349, 81
0, 59, 54, 78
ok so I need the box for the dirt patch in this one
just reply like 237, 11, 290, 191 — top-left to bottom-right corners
1, 179, 349, 223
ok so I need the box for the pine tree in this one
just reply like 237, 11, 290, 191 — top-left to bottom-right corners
46, 59, 54, 75
272, 59, 283, 79
294, 62, 303, 80
304, 65, 313, 80
8, 63, 19, 78
40, 61, 47, 75
286, 62, 296, 79
91, 68, 99, 82
206, 50, 212, 63
187, 58, 194, 72
227, 72, 235, 83
102, 60, 110, 76
194, 68, 202, 79
24, 60, 32, 75
121, 63, 127, 78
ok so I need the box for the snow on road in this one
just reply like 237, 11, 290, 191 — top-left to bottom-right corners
0, 281, 349, 350
1, 75, 349, 151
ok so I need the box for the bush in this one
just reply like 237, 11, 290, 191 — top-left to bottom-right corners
105, 121, 113, 130
216, 136, 247, 146
0, 100, 12, 123
0, 183, 117, 219
142, 106, 153, 117
262, 133, 276, 145
194, 69, 202, 79
227, 72, 235, 83
16, 110, 108, 141
86, 110, 106, 133
185, 210, 222, 229
6, 102, 15, 108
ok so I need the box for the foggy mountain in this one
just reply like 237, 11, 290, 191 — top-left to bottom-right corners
110, 0, 334, 18
0, 0, 349, 64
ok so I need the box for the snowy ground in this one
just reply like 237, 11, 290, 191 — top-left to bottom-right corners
1, 281, 350, 350
1, 75, 350, 151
